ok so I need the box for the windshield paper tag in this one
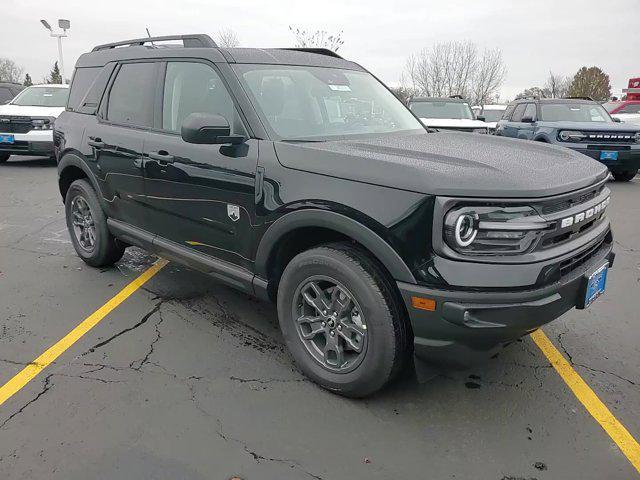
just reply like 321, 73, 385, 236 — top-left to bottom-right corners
329, 85, 351, 91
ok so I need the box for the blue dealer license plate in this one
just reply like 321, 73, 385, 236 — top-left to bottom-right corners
0, 134, 14, 144
583, 262, 608, 308
600, 151, 618, 161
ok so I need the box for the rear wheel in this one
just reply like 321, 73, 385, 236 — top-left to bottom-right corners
277, 243, 410, 397
611, 169, 637, 182
65, 179, 125, 267
0, 153, 10, 163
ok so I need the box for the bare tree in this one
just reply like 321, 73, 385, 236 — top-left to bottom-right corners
0, 58, 24, 83
545, 71, 571, 98
402, 42, 505, 106
217, 28, 240, 48
515, 86, 551, 99
471, 48, 507, 106
289, 26, 344, 52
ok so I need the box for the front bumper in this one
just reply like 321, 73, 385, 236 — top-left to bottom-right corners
0, 130, 54, 157
398, 231, 614, 366
570, 145, 640, 171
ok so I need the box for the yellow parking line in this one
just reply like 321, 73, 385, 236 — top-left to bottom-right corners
0, 258, 168, 407
531, 329, 640, 474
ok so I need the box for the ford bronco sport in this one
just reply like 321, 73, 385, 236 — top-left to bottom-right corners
496, 97, 640, 182
55, 34, 614, 397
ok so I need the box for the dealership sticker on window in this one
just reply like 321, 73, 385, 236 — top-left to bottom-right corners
329, 85, 351, 91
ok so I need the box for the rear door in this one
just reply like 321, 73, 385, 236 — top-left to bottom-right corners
87, 61, 159, 230
142, 60, 259, 270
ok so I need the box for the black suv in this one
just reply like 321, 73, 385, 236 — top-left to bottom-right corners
55, 35, 614, 397
496, 97, 640, 181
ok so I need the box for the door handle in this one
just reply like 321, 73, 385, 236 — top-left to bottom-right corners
148, 150, 175, 164
87, 137, 105, 148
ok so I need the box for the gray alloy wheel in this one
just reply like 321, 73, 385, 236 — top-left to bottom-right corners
293, 276, 368, 373
70, 195, 97, 253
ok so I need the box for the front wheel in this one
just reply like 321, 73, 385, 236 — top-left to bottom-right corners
277, 243, 410, 397
611, 169, 637, 182
0, 153, 10, 163
65, 179, 125, 267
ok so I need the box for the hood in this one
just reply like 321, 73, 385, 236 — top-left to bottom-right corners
539, 120, 640, 132
0, 104, 66, 118
274, 131, 608, 198
420, 118, 488, 129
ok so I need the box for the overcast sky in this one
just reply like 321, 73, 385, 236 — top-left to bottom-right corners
3, 0, 638, 100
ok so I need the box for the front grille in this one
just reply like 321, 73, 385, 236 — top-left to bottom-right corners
0, 116, 32, 134
580, 131, 637, 144
559, 235, 607, 277
541, 183, 605, 214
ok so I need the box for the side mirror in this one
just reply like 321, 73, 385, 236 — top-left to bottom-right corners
181, 113, 244, 145
521, 116, 535, 123
612, 117, 622, 123
476, 115, 486, 122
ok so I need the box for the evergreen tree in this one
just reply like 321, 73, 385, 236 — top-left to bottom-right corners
23, 73, 33, 86
48, 62, 62, 84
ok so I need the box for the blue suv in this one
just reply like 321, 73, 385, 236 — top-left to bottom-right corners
496, 98, 640, 181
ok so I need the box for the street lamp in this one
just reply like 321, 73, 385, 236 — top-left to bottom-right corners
40, 19, 71, 84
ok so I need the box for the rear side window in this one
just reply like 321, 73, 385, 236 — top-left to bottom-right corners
0, 87, 14, 103
67, 67, 101, 111
511, 104, 527, 122
107, 62, 158, 127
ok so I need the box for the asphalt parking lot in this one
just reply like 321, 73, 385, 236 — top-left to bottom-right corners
0, 156, 638, 480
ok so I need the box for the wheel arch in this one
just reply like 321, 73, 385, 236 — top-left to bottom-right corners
255, 210, 416, 290
58, 152, 101, 202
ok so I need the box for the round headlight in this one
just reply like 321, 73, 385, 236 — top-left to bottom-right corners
559, 130, 584, 142
454, 213, 478, 247
635, 132, 640, 143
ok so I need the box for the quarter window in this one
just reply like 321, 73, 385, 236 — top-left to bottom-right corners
107, 62, 157, 127
162, 62, 242, 134
67, 67, 101, 111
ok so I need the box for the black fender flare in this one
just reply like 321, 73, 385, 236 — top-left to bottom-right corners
57, 152, 102, 201
254, 209, 416, 284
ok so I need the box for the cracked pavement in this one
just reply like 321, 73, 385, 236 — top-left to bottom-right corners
0, 158, 638, 479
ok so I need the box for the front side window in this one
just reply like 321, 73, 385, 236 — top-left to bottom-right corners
540, 103, 613, 122
11, 86, 69, 107
162, 61, 242, 134
511, 104, 527, 122
410, 101, 474, 120
0, 87, 14, 104
523, 103, 537, 120
107, 62, 157, 127
235, 64, 423, 141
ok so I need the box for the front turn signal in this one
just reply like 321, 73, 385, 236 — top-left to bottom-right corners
411, 296, 436, 311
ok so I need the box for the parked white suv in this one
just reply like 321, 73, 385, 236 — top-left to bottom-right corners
0, 84, 69, 163
408, 96, 489, 133
472, 104, 507, 132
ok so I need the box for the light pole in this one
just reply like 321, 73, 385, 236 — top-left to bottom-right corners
40, 19, 71, 84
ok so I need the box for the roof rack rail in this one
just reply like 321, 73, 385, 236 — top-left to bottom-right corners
92, 34, 217, 52
564, 96, 594, 101
449, 94, 464, 99
518, 95, 540, 100
282, 48, 343, 59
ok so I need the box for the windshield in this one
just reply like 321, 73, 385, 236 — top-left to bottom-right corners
409, 101, 474, 120
480, 109, 505, 122
11, 87, 69, 107
540, 103, 612, 122
235, 65, 423, 141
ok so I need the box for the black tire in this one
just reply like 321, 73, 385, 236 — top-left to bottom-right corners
0, 153, 10, 163
277, 242, 410, 397
611, 169, 637, 182
65, 179, 125, 267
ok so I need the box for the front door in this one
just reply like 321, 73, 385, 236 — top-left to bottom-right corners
142, 61, 258, 270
